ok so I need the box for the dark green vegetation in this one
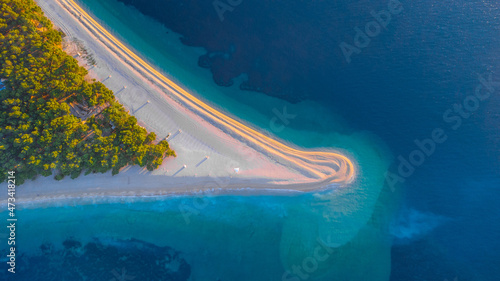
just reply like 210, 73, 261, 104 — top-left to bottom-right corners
0, 0, 175, 184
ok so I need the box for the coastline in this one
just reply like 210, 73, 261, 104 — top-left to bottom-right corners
3, 0, 358, 207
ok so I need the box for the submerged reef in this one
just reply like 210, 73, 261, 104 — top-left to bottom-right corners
14, 238, 191, 281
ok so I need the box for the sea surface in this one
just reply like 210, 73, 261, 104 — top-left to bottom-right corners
2, 0, 500, 280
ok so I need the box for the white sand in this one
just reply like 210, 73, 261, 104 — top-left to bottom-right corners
1, 0, 356, 206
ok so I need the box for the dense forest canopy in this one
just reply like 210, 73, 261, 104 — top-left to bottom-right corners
0, 0, 175, 184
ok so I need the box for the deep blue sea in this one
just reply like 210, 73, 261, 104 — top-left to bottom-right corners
2, 0, 500, 280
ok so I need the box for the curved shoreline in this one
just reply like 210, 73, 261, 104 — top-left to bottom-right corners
7, 0, 358, 207
60, 0, 355, 183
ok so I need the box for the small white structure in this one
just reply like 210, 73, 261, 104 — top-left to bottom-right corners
234, 168, 240, 173
183, 165, 187, 168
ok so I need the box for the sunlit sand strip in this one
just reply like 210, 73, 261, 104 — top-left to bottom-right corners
60, 0, 355, 187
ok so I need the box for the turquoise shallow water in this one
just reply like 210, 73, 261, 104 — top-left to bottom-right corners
0, 0, 397, 280
7, 183, 397, 280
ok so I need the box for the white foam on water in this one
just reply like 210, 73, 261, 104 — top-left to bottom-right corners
390, 208, 448, 243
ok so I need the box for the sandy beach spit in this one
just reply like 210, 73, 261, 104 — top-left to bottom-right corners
1, 0, 356, 207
